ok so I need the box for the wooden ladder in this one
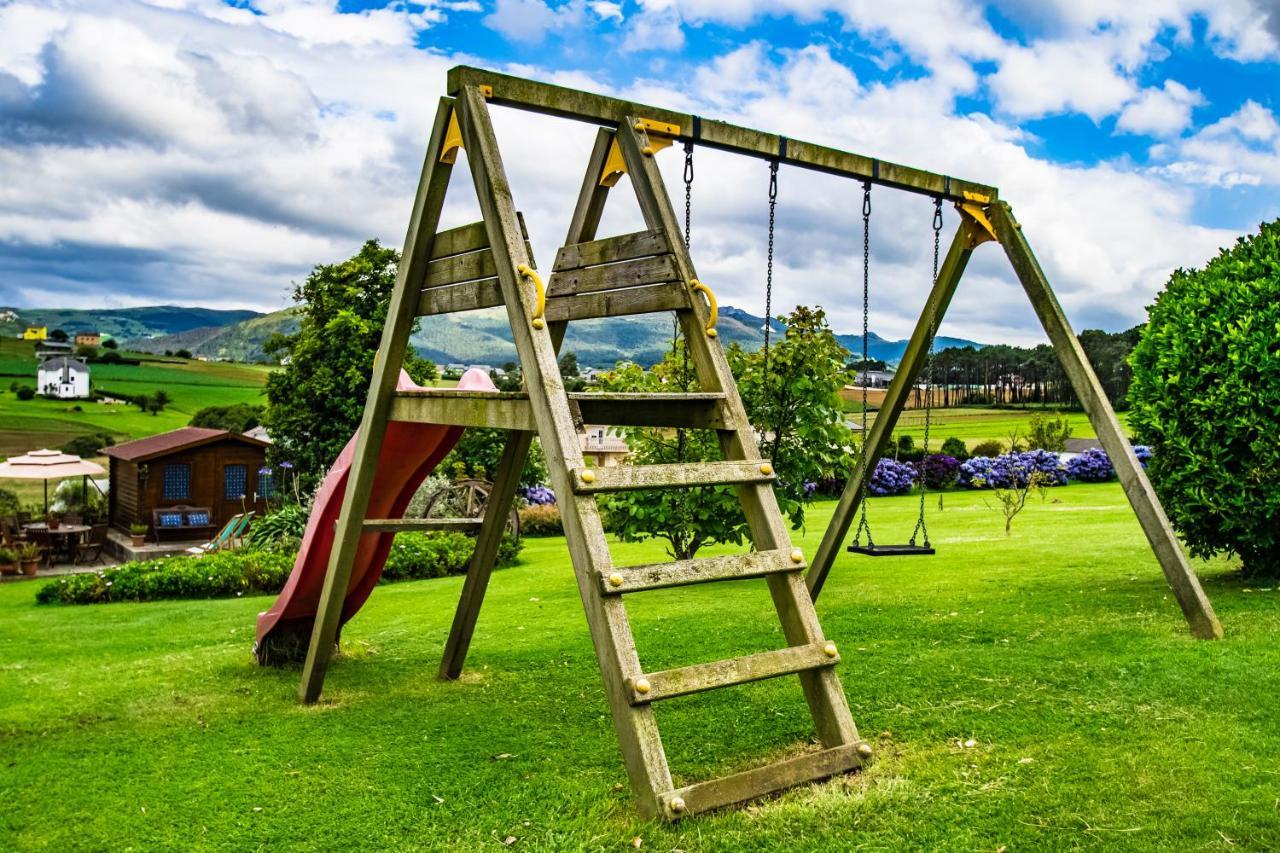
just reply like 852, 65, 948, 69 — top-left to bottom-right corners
297, 86, 869, 820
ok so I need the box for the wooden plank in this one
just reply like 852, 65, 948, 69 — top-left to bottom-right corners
573, 392, 729, 429
553, 229, 669, 272
424, 249, 497, 287
599, 548, 803, 595
807, 224, 974, 601
389, 390, 536, 430
416, 277, 504, 315
616, 115, 862, 751
629, 643, 838, 704
988, 202, 1223, 640
429, 221, 489, 260
297, 96, 458, 705
456, 88, 674, 818
440, 430, 533, 679
548, 254, 679, 296
571, 459, 776, 493
362, 518, 483, 533
544, 281, 687, 321
447, 65, 996, 203
663, 743, 866, 819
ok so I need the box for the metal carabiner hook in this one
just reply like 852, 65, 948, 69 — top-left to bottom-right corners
862, 180, 872, 219
932, 197, 944, 232
768, 159, 779, 202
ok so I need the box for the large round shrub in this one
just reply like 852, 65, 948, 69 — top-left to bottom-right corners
1129, 221, 1280, 578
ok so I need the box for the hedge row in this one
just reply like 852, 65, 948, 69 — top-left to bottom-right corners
36, 531, 522, 605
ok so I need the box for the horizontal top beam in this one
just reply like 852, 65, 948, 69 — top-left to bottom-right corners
447, 66, 997, 203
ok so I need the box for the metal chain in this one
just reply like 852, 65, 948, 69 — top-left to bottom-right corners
763, 159, 778, 373
683, 141, 694, 249
854, 180, 874, 547
911, 198, 944, 548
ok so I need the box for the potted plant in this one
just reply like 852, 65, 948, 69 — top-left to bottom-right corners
0, 547, 18, 576
18, 542, 40, 576
47, 511, 62, 531
129, 523, 148, 547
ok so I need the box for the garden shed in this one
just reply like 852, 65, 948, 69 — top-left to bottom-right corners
104, 427, 271, 537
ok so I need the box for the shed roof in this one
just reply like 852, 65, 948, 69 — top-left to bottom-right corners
38, 356, 88, 372
104, 426, 270, 463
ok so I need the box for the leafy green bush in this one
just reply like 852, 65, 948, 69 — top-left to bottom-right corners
248, 504, 309, 549
61, 433, 115, 457
0, 488, 20, 518
15, 385, 34, 400
1129, 220, 1280, 579
382, 532, 522, 581
190, 403, 265, 433
1027, 413, 1073, 451
940, 436, 969, 461
518, 504, 562, 536
970, 439, 1004, 458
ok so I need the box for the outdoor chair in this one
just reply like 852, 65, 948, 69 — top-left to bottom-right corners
184, 513, 244, 556
63, 511, 83, 526
27, 529, 54, 567
75, 523, 109, 566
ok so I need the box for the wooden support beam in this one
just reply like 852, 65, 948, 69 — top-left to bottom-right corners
416, 278, 504, 316
807, 222, 974, 601
628, 643, 838, 704
553, 229, 669, 272
429, 221, 489, 260
573, 392, 729, 429
389, 389, 537, 430
599, 547, 803, 594
440, 430, 533, 679
448, 65, 996, 203
297, 97, 458, 704
545, 281, 687, 321
362, 518, 483, 533
988, 202, 1223, 640
548, 254, 679, 296
662, 743, 867, 819
570, 459, 776, 493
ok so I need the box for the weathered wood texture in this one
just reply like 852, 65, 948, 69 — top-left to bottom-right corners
297, 97, 458, 705
630, 643, 838, 704
361, 518, 483, 533
807, 222, 975, 600
548, 253, 680, 296
600, 548, 803, 594
989, 202, 1223, 640
553, 229, 669, 271
545, 281, 687, 321
664, 743, 867, 819
390, 390, 537, 430
570, 460, 776, 493
448, 65, 996, 203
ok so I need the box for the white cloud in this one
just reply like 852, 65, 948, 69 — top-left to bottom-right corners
1150, 100, 1280, 188
620, 0, 684, 52
1116, 79, 1205, 137
483, 0, 587, 41
987, 35, 1138, 121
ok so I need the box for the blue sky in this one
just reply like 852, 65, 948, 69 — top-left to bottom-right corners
0, 0, 1278, 343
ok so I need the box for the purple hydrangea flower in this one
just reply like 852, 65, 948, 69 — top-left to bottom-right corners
1065, 448, 1115, 482
960, 450, 1066, 488
914, 454, 960, 490
520, 484, 557, 505
868, 458, 917, 496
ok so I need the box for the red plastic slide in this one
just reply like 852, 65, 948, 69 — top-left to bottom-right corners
254, 368, 496, 665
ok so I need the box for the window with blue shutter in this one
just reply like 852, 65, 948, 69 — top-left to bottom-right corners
163, 464, 191, 500
224, 464, 248, 500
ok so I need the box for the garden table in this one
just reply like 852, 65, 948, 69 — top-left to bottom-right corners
22, 523, 91, 565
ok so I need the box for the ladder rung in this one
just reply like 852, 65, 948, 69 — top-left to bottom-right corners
660, 743, 866, 819
573, 392, 729, 430
548, 254, 679, 296
599, 548, 803, 594
417, 278, 503, 316
362, 518, 483, 533
627, 642, 839, 705
553, 229, 669, 272
544, 281, 688, 321
570, 460, 776, 493
429, 221, 489, 260
424, 249, 498, 288
390, 389, 536, 430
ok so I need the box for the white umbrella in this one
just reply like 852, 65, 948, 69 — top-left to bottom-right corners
0, 448, 106, 513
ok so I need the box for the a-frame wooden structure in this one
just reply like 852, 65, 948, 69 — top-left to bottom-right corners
295, 67, 1222, 820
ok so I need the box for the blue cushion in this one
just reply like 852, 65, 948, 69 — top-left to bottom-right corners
157, 512, 183, 527
186, 512, 210, 526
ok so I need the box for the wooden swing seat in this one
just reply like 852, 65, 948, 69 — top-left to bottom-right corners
847, 543, 936, 557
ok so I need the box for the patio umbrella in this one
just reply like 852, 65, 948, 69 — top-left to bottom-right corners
0, 449, 106, 514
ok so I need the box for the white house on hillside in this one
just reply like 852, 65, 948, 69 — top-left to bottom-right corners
38, 356, 90, 399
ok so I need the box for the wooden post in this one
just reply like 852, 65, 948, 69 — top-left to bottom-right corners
988, 202, 1223, 640
296, 97, 457, 703
807, 223, 975, 600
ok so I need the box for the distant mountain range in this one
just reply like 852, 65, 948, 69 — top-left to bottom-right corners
4, 304, 983, 367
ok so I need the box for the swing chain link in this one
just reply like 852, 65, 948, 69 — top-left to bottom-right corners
854, 180, 874, 547
683, 141, 694, 249
763, 159, 778, 369
911, 197, 944, 548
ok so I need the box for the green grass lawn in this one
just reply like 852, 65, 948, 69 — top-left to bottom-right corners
2, 483, 1277, 850
875, 406, 1131, 450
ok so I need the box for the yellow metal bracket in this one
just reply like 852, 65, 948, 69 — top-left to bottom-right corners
956, 190, 998, 248
689, 279, 718, 338
599, 117, 679, 186
517, 263, 546, 329
439, 86, 492, 164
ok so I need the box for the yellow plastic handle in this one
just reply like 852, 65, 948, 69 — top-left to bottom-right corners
690, 279, 718, 338
517, 263, 546, 329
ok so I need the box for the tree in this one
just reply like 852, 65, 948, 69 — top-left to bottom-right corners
558, 351, 580, 377
1026, 412, 1073, 451
74, 344, 97, 359
175, 349, 193, 359
596, 351, 746, 560
101, 338, 118, 350
1129, 220, 1280, 579
49, 329, 68, 342
730, 306, 855, 526
191, 403, 265, 433
440, 429, 546, 484
263, 240, 438, 484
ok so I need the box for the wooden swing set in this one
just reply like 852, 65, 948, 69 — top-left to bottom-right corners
293, 67, 1223, 820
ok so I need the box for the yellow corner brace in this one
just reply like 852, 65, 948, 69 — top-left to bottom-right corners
517, 264, 546, 329
440, 109, 464, 164
599, 117, 678, 186
690, 279, 718, 338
